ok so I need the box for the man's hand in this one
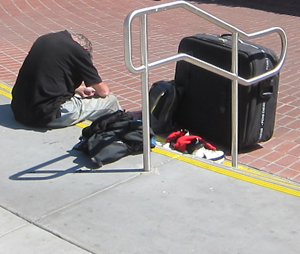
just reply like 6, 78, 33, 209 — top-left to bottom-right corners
75, 83, 96, 98
76, 81, 110, 98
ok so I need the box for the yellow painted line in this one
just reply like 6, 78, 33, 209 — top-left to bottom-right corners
75, 122, 89, 128
223, 160, 296, 187
156, 135, 300, 191
1, 81, 300, 197
0, 82, 12, 99
0, 89, 12, 99
75, 120, 91, 128
153, 147, 300, 197
0, 83, 12, 92
157, 134, 295, 186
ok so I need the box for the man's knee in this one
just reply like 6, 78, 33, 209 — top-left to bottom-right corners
107, 94, 122, 110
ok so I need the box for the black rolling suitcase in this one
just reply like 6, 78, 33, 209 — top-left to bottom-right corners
174, 33, 279, 150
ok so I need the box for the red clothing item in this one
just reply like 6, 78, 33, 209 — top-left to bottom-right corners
165, 129, 187, 143
174, 135, 216, 152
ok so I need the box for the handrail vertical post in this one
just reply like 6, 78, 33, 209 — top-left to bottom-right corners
140, 14, 151, 171
231, 32, 239, 167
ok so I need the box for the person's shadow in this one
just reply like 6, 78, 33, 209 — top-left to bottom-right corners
0, 104, 48, 132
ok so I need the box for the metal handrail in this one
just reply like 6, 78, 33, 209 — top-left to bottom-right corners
123, 0, 287, 171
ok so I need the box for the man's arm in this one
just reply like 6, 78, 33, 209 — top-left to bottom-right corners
92, 81, 110, 97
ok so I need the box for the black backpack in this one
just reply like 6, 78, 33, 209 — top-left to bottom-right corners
75, 110, 155, 167
149, 80, 183, 134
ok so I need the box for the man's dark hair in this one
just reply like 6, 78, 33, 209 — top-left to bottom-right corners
71, 33, 93, 57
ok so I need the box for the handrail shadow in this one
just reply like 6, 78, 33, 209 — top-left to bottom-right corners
9, 149, 144, 181
189, 0, 300, 17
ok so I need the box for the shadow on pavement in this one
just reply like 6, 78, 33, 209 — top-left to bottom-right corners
189, 0, 300, 16
0, 104, 47, 132
9, 153, 82, 181
9, 149, 144, 181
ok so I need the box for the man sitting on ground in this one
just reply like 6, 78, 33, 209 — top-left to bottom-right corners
11, 30, 122, 128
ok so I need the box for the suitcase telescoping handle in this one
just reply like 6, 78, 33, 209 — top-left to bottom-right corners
124, 0, 287, 170
220, 34, 244, 44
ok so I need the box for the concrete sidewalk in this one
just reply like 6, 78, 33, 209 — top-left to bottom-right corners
0, 0, 299, 182
1, 91, 300, 253
1, 0, 300, 253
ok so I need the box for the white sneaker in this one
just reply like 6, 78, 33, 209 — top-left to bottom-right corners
194, 147, 225, 164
